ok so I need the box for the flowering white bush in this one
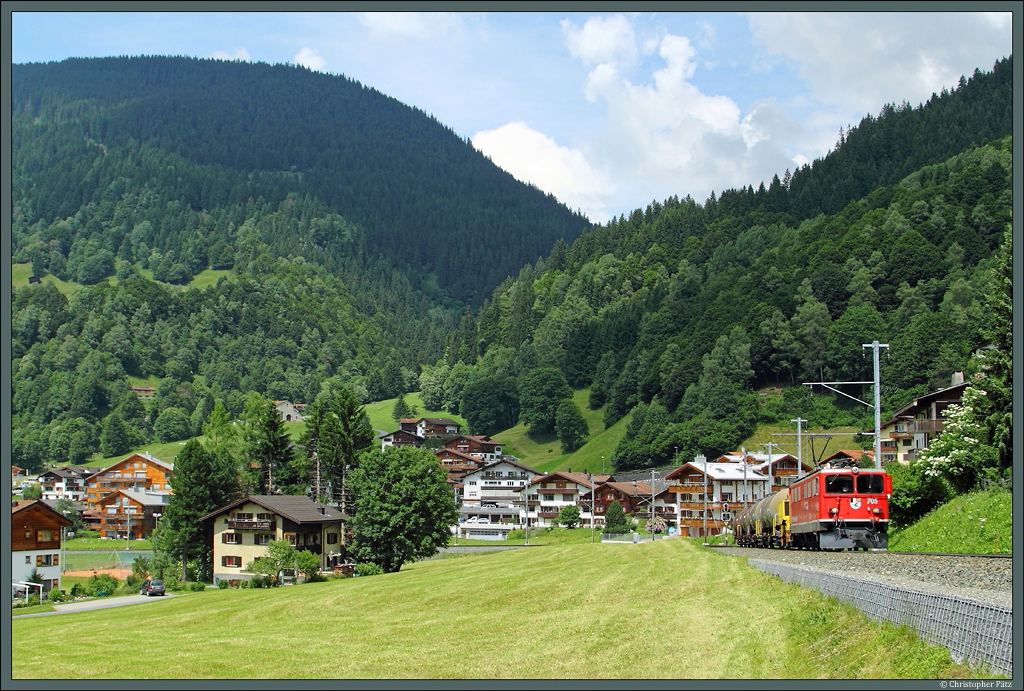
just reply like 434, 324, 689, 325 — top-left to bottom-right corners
919, 386, 996, 492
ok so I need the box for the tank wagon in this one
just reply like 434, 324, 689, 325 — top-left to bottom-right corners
733, 459, 890, 551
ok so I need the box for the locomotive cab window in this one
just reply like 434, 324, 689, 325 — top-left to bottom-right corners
856, 474, 884, 494
825, 475, 854, 494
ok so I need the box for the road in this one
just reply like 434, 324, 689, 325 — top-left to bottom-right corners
13, 592, 183, 618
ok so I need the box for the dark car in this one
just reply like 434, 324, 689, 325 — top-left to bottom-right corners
139, 579, 165, 596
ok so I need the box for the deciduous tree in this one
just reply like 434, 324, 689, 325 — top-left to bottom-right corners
348, 446, 458, 573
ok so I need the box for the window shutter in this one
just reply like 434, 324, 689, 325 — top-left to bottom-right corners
53, 554, 59, 566
36, 555, 42, 566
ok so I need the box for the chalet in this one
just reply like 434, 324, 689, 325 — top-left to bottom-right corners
715, 451, 811, 489
592, 480, 668, 527
88, 489, 171, 540
666, 461, 770, 538
11, 500, 73, 596
399, 418, 420, 434
458, 460, 538, 538
442, 435, 503, 462
521, 471, 594, 528
274, 400, 306, 422
130, 386, 156, 399
379, 429, 425, 451
201, 495, 346, 585
872, 382, 968, 464
83, 453, 174, 506
416, 417, 461, 438
434, 448, 485, 501
37, 467, 89, 502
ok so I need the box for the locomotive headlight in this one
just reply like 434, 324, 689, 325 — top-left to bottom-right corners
829, 507, 838, 515
871, 508, 882, 515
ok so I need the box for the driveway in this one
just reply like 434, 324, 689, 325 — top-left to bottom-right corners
13, 592, 182, 618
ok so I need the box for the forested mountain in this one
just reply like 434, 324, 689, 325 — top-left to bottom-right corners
420, 58, 1012, 472
11, 55, 590, 305
9, 55, 1012, 478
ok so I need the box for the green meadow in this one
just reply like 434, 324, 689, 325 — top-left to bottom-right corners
13, 539, 989, 679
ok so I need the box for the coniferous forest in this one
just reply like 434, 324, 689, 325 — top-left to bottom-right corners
9, 55, 1013, 479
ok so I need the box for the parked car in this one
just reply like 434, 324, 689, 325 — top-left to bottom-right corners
139, 579, 165, 596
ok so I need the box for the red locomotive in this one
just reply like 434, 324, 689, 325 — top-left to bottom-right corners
733, 459, 890, 551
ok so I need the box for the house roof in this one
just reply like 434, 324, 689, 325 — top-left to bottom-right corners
11, 499, 74, 526
199, 495, 347, 524
418, 417, 460, 426
666, 462, 769, 483
822, 450, 874, 463
435, 448, 481, 463
528, 471, 594, 489
380, 429, 424, 440
470, 458, 540, 476
872, 382, 968, 431
85, 453, 173, 481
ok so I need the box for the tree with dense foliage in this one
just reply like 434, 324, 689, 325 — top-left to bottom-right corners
21, 483, 42, 500
979, 228, 1012, 474
555, 399, 589, 454
348, 446, 458, 573
302, 385, 374, 509
518, 367, 572, 434
391, 393, 412, 423
163, 439, 240, 581
557, 505, 581, 529
460, 376, 520, 437
603, 500, 631, 534
240, 393, 295, 494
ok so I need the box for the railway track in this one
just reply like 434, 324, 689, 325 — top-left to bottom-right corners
712, 546, 1013, 605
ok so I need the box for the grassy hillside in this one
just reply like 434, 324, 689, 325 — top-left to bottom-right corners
888, 489, 1012, 554
491, 389, 627, 474
12, 539, 989, 678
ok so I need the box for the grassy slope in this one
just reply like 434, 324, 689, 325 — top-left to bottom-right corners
888, 489, 1013, 554
12, 539, 989, 679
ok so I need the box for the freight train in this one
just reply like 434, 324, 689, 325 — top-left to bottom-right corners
732, 459, 890, 550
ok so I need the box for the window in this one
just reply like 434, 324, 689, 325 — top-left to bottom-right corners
25, 555, 31, 564
222, 533, 241, 544
256, 513, 273, 521
902, 439, 913, 447
856, 475, 884, 494
287, 534, 296, 545
825, 475, 854, 494
326, 532, 338, 544
37, 529, 52, 542
543, 494, 555, 501
468, 481, 477, 486
563, 494, 574, 502
254, 534, 271, 546
25, 530, 31, 539
222, 556, 242, 568
234, 512, 253, 521
721, 493, 733, 503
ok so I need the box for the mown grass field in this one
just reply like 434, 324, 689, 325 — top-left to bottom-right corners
12, 539, 990, 679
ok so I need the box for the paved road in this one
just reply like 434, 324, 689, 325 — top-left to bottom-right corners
13, 592, 182, 618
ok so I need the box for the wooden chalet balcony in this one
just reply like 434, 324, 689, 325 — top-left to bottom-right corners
537, 510, 559, 518
479, 491, 520, 501
678, 517, 726, 529
227, 518, 276, 531
889, 428, 913, 439
910, 420, 944, 434
668, 484, 711, 493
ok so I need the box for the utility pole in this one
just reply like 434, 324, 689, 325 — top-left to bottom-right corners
697, 454, 707, 543
650, 468, 655, 542
791, 417, 807, 479
863, 340, 889, 469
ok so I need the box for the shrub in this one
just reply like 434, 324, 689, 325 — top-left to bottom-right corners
217, 579, 230, 589
189, 581, 207, 592
304, 572, 327, 583
354, 562, 383, 577
887, 461, 954, 529
48, 589, 67, 603
70, 583, 85, 599
85, 573, 120, 597
163, 574, 182, 592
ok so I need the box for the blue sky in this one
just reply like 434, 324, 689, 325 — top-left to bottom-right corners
11, 9, 1015, 223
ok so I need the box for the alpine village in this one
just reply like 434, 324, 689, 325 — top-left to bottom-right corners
10, 53, 1014, 680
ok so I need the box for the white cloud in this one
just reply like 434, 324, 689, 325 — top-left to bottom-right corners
561, 15, 637, 68
357, 12, 464, 40
747, 12, 1014, 115
211, 47, 250, 61
293, 47, 326, 72
471, 122, 616, 223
